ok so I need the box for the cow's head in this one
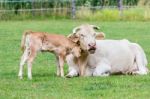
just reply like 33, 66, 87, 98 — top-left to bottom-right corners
68, 24, 104, 54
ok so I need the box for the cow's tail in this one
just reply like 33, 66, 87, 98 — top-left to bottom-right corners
131, 43, 148, 75
21, 30, 32, 51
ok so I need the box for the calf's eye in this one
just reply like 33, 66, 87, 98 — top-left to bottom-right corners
93, 33, 96, 37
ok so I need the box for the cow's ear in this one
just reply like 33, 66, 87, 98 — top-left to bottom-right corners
91, 25, 100, 30
73, 27, 81, 34
96, 32, 105, 40
67, 33, 79, 43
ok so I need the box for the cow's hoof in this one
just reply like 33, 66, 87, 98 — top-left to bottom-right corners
101, 73, 110, 76
65, 74, 73, 78
126, 71, 137, 75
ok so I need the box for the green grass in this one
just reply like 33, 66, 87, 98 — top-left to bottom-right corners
0, 19, 150, 99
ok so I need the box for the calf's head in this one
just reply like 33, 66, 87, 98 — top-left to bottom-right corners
68, 24, 104, 54
71, 46, 81, 58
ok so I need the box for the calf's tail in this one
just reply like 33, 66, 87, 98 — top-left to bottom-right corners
21, 30, 32, 51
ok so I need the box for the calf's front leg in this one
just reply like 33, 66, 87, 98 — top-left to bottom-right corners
56, 56, 60, 76
58, 55, 65, 77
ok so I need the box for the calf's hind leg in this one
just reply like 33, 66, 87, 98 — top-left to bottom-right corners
18, 49, 29, 79
27, 48, 37, 80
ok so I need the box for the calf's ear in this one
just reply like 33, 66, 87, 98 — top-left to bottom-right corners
96, 32, 105, 40
67, 33, 79, 43
67, 26, 81, 43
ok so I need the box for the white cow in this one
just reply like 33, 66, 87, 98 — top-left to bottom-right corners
66, 39, 148, 77
68, 24, 105, 76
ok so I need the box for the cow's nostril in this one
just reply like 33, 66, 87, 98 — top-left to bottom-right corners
89, 43, 96, 47
93, 43, 96, 47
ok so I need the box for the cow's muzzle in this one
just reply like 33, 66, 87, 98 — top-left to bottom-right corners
88, 43, 96, 54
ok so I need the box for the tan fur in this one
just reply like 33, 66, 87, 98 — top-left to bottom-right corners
96, 32, 105, 40
18, 31, 81, 79
77, 51, 89, 76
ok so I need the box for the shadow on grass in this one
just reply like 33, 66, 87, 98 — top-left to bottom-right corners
33, 72, 54, 77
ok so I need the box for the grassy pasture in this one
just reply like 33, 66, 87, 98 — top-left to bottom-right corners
0, 20, 150, 99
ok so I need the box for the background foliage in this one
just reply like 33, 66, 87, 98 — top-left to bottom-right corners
0, 0, 150, 21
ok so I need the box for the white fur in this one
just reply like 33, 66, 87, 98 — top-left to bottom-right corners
67, 39, 148, 77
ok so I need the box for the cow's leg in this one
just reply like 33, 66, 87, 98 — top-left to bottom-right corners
128, 62, 148, 75
18, 49, 29, 79
127, 57, 148, 75
27, 48, 37, 80
93, 62, 111, 76
56, 56, 60, 76
58, 55, 65, 77
131, 70, 148, 75
134, 54, 148, 75
128, 43, 148, 75
84, 66, 94, 76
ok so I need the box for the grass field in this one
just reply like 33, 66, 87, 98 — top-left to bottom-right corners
0, 20, 150, 99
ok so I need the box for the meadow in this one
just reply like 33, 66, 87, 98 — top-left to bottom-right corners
0, 20, 150, 99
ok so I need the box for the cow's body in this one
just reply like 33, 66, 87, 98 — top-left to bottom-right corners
66, 39, 148, 77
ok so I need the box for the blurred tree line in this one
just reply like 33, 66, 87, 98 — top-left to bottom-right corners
1, 0, 149, 11
0, 0, 149, 20
0, 0, 147, 10
1, 0, 149, 8
0, 0, 144, 14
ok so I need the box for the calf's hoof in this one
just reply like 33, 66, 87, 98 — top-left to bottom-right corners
18, 76, 23, 79
28, 77, 32, 80
60, 75, 65, 78
56, 72, 60, 76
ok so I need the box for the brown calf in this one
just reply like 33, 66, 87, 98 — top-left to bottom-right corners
18, 31, 81, 79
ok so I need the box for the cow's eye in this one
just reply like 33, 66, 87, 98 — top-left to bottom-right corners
80, 34, 85, 37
